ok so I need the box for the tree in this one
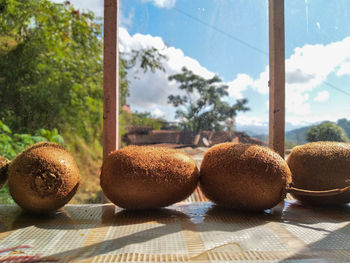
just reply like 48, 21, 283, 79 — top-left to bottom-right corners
119, 46, 166, 141
168, 67, 249, 133
120, 111, 165, 130
119, 47, 166, 106
0, 0, 166, 142
0, 0, 103, 141
306, 122, 349, 142
337, 118, 350, 139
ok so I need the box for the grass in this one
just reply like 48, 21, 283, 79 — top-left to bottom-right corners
66, 136, 103, 204
0, 184, 14, 204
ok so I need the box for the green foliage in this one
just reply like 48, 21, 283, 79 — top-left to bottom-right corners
0, 185, 14, 204
119, 48, 166, 106
130, 112, 164, 130
119, 111, 168, 147
285, 118, 350, 146
168, 67, 249, 133
118, 46, 167, 138
306, 122, 349, 142
38, 128, 65, 145
119, 58, 130, 107
0, 0, 167, 143
126, 47, 166, 74
120, 111, 166, 131
0, 120, 42, 160
0, 0, 167, 204
0, 0, 103, 142
0, 120, 64, 160
337, 118, 350, 138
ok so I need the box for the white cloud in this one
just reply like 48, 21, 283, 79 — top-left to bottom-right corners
226, 74, 253, 99
142, 0, 176, 9
286, 69, 314, 84
119, 30, 166, 53
314, 91, 329, 102
226, 67, 269, 98
119, 27, 215, 110
286, 112, 350, 127
285, 37, 350, 114
151, 108, 165, 118
286, 83, 311, 115
50, 0, 136, 28
235, 115, 268, 127
236, 112, 350, 133
51, 0, 104, 17
226, 36, 350, 117
337, 61, 350, 76
120, 8, 135, 29
251, 67, 270, 94
117, 26, 350, 128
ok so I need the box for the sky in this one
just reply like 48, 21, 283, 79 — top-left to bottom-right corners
52, 0, 350, 133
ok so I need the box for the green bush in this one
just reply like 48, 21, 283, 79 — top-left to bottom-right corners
0, 186, 13, 204
0, 121, 64, 160
306, 122, 349, 142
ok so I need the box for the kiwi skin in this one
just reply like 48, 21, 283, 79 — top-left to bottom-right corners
100, 146, 199, 210
8, 142, 81, 213
287, 141, 350, 206
200, 143, 292, 211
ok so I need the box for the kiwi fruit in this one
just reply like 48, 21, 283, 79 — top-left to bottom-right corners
199, 143, 292, 211
8, 142, 81, 213
0, 156, 10, 189
287, 141, 350, 206
100, 145, 199, 210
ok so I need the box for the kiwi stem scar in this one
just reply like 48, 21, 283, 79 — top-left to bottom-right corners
287, 185, 350, 196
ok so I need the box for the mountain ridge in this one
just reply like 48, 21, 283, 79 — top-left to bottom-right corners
238, 118, 350, 145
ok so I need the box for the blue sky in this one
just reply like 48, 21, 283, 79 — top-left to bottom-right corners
52, 0, 350, 133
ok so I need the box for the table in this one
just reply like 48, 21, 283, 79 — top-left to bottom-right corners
0, 200, 350, 262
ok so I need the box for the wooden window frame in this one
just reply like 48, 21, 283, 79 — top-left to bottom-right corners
101, 0, 285, 200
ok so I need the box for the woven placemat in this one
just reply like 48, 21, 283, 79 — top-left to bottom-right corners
0, 201, 350, 263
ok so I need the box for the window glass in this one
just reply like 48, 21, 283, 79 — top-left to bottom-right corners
120, 0, 269, 147
0, 0, 269, 204
285, 1, 350, 146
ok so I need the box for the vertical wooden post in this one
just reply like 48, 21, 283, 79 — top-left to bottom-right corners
103, 0, 118, 202
269, 0, 285, 157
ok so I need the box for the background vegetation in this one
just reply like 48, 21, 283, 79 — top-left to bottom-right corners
0, 121, 65, 203
0, 0, 167, 204
285, 119, 350, 145
168, 67, 249, 133
2, 0, 346, 204
306, 122, 349, 143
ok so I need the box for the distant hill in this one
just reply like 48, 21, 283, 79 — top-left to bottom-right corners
337, 118, 350, 138
285, 118, 350, 145
244, 118, 350, 146
251, 134, 268, 143
247, 129, 309, 146
285, 126, 311, 145
242, 130, 268, 144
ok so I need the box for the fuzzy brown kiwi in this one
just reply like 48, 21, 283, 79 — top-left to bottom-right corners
287, 141, 350, 206
0, 156, 10, 189
8, 142, 81, 213
100, 145, 199, 210
199, 143, 292, 211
